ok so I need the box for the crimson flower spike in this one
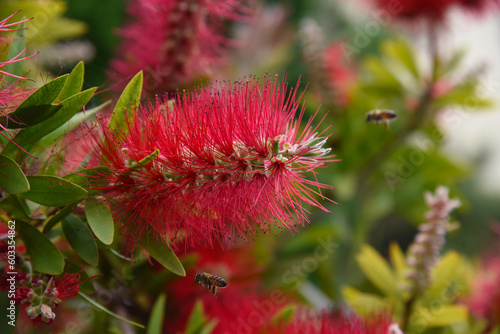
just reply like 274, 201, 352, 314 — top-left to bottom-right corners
89, 74, 337, 252
0, 10, 33, 32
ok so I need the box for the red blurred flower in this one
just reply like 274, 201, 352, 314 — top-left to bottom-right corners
371, 0, 499, 21
165, 242, 291, 333
323, 42, 357, 106
109, 0, 252, 97
167, 284, 287, 333
263, 310, 399, 334
467, 223, 500, 332
89, 75, 334, 252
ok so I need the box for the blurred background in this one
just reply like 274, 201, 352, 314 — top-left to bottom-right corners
3, 0, 500, 332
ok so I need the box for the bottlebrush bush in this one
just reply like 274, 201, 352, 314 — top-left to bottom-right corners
1, 1, 500, 334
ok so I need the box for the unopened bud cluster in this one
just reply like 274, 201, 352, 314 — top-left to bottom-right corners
404, 186, 461, 295
22, 277, 63, 324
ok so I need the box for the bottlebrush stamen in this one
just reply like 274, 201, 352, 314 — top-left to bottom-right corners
89, 74, 336, 252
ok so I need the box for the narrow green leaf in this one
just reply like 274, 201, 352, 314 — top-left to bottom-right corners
17, 221, 64, 275
363, 56, 402, 90
11, 88, 97, 149
185, 300, 207, 334
389, 242, 406, 280
85, 198, 114, 245
424, 251, 463, 303
120, 150, 160, 177
20, 176, 87, 206
341, 286, 388, 316
355, 244, 398, 298
39, 100, 111, 148
2, 104, 63, 130
0, 155, 29, 194
62, 215, 99, 266
1, 75, 68, 129
142, 237, 186, 276
57, 61, 84, 101
4, 23, 26, 84
416, 305, 468, 327
79, 292, 145, 329
43, 202, 78, 234
200, 321, 217, 334
131, 149, 159, 169
64, 167, 110, 197
6, 194, 30, 219
146, 293, 166, 334
108, 71, 143, 139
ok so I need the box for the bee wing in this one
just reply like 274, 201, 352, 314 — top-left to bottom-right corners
379, 109, 397, 120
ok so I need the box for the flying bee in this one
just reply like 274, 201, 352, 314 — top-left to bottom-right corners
194, 272, 227, 296
366, 108, 397, 128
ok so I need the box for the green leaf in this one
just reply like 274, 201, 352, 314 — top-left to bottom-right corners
414, 305, 468, 327
341, 286, 388, 316
355, 244, 398, 298
57, 61, 84, 101
62, 215, 99, 266
20, 176, 87, 206
11, 88, 97, 150
381, 37, 419, 79
130, 149, 159, 169
4, 23, 26, 84
184, 300, 217, 334
43, 202, 79, 234
1, 75, 68, 129
79, 292, 145, 329
0, 155, 29, 194
362, 56, 402, 93
424, 251, 463, 303
185, 300, 205, 334
1, 104, 63, 130
84, 198, 114, 245
389, 242, 406, 280
108, 71, 143, 139
39, 100, 111, 148
272, 305, 297, 325
434, 80, 494, 110
146, 293, 166, 334
64, 167, 110, 197
142, 237, 186, 276
0, 194, 30, 219
17, 221, 64, 275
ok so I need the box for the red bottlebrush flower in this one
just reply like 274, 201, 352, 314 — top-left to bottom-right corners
0, 10, 32, 33
89, 75, 334, 252
1, 11, 37, 152
263, 310, 399, 334
109, 0, 252, 97
51, 271, 90, 300
371, 0, 499, 21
